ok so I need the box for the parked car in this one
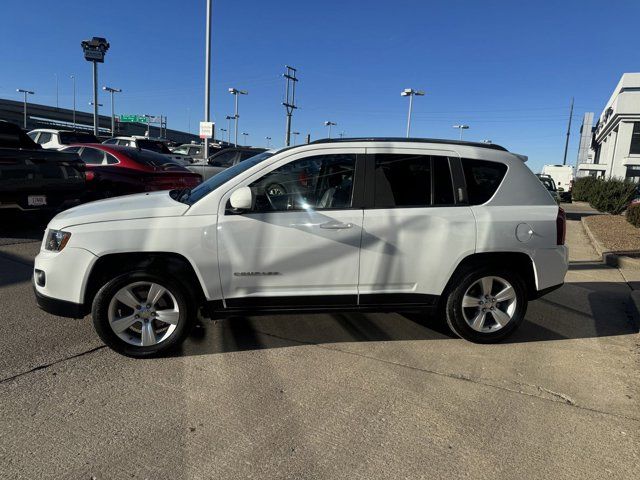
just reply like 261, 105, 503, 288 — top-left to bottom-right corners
34, 138, 567, 357
27, 129, 99, 150
541, 164, 574, 202
170, 143, 210, 161
102, 136, 192, 166
61, 144, 201, 200
188, 147, 268, 181
536, 174, 561, 204
0, 121, 85, 211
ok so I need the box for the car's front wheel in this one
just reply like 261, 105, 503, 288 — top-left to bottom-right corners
92, 272, 194, 357
444, 267, 527, 343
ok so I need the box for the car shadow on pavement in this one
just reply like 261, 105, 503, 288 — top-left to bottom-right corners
174, 281, 639, 357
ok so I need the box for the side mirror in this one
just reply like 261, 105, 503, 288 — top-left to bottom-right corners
229, 186, 253, 210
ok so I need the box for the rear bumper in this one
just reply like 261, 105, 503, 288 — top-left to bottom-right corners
33, 283, 86, 318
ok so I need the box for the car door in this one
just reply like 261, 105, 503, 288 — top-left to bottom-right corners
357, 148, 476, 306
217, 149, 366, 308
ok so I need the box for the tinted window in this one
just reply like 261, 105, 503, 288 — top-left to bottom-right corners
249, 154, 355, 212
209, 150, 237, 167
126, 149, 182, 167
27, 132, 37, 140
80, 147, 106, 165
631, 123, 640, 155
37, 132, 52, 144
103, 138, 118, 144
462, 159, 507, 205
59, 131, 98, 144
105, 153, 119, 165
239, 150, 263, 162
373, 154, 431, 207
433, 156, 455, 205
188, 147, 202, 156
137, 139, 172, 154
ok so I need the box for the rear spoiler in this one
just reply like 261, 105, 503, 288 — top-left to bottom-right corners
512, 153, 528, 162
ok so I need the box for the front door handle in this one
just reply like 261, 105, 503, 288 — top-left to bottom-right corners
319, 221, 353, 230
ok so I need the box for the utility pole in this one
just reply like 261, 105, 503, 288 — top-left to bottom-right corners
16, 89, 34, 129
70, 75, 76, 130
282, 65, 298, 146
563, 97, 574, 165
203, 0, 213, 158
401, 88, 425, 137
103, 86, 122, 135
324, 121, 336, 138
229, 88, 248, 146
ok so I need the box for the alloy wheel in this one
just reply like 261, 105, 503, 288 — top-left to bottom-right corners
461, 276, 517, 333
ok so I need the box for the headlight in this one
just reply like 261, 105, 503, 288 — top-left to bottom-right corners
45, 230, 72, 252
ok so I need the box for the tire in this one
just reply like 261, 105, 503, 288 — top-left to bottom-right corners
92, 271, 195, 358
444, 266, 527, 343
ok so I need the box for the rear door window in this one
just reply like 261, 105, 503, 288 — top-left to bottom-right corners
80, 147, 106, 165
209, 150, 238, 167
37, 132, 52, 144
372, 154, 431, 208
462, 159, 508, 205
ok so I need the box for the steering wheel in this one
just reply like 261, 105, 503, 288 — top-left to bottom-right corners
265, 183, 287, 210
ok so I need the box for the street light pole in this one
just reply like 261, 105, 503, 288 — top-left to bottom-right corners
16, 89, 34, 129
229, 88, 248, 147
225, 115, 233, 144
401, 88, 425, 138
55, 74, 59, 109
103, 86, 122, 135
203, 0, 212, 159
242, 132, 249, 145
265, 136, 271, 148
70, 75, 76, 130
452, 124, 469, 140
292, 131, 300, 145
81, 37, 110, 136
324, 121, 336, 138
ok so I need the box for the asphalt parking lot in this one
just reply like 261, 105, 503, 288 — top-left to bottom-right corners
0, 204, 639, 479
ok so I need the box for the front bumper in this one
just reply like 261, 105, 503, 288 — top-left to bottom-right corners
34, 283, 86, 318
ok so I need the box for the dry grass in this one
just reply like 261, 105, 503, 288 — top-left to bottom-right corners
583, 214, 640, 252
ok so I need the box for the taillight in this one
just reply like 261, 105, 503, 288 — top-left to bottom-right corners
556, 207, 566, 245
85, 171, 95, 181
569, 180, 574, 191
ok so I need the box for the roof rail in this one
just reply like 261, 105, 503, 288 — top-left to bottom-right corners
308, 137, 508, 151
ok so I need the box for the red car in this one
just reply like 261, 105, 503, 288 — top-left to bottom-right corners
62, 144, 202, 200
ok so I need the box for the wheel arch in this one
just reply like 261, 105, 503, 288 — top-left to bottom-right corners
443, 252, 537, 300
83, 252, 206, 311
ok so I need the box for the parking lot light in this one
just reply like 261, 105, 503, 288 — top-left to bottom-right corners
292, 131, 300, 145
16, 89, 34, 129
103, 86, 122, 135
229, 88, 248, 147
401, 88, 425, 138
453, 124, 470, 140
241, 132, 249, 145
324, 121, 337, 138
265, 136, 271, 148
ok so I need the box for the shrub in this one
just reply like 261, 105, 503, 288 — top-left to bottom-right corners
627, 203, 640, 227
572, 176, 599, 202
589, 178, 636, 215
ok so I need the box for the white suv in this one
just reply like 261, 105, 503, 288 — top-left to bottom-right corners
33, 138, 568, 357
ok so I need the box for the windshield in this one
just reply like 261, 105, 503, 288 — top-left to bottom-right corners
539, 177, 556, 191
180, 151, 274, 205
137, 139, 172, 154
59, 131, 98, 144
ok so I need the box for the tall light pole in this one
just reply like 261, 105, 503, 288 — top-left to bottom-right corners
339, 131, 345, 139
70, 75, 76, 130
292, 131, 300, 145
242, 132, 249, 145
16, 89, 34, 129
401, 88, 425, 138
229, 88, 248, 146
220, 128, 227, 141
225, 115, 233, 144
81, 37, 110, 136
265, 136, 271, 148
562, 97, 574, 165
54, 74, 59, 109
453, 124, 469, 140
103, 86, 121, 135
324, 121, 336, 138
203, 0, 213, 159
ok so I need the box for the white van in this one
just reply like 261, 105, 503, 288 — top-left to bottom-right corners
541, 165, 574, 202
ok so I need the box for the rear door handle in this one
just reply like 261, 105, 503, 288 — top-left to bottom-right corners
319, 221, 353, 230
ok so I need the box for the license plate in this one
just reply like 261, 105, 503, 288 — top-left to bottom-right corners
27, 195, 47, 207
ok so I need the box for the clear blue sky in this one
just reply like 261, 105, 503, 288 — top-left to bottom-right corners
1, 0, 639, 172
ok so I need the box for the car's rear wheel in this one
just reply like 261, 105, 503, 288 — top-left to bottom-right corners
92, 271, 194, 357
444, 267, 527, 343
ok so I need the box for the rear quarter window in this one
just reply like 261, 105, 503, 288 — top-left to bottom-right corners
462, 159, 507, 205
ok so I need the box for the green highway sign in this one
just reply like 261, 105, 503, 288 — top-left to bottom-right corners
118, 114, 148, 123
